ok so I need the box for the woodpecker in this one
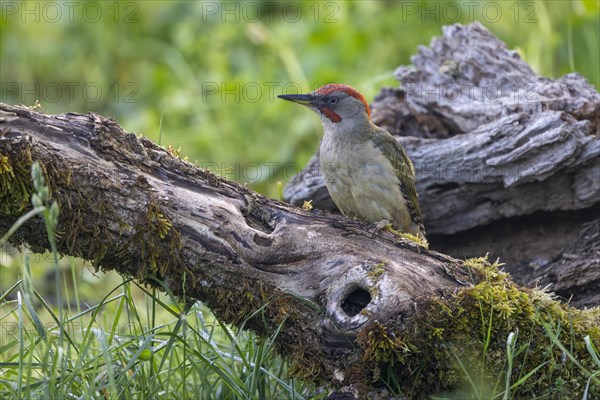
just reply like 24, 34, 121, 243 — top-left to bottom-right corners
279, 84, 426, 238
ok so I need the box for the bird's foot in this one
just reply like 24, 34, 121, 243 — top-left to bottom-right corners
367, 220, 392, 237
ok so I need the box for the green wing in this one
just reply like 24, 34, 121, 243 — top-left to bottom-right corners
372, 131, 423, 219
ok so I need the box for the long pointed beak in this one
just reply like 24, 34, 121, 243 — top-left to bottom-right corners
277, 93, 316, 106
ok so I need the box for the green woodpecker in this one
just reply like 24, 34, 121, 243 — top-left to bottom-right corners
279, 84, 425, 238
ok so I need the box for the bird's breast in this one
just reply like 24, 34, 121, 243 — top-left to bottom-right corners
319, 137, 409, 227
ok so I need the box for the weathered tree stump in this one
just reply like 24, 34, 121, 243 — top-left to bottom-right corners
1, 22, 599, 399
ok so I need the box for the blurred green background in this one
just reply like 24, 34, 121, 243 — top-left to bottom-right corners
1, 0, 599, 300
1, 0, 598, 198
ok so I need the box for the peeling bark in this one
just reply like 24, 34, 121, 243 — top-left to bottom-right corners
533, 219, 600, 309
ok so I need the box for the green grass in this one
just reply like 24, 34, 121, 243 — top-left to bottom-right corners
432, 320, 599, 400
0, 282, 321, 399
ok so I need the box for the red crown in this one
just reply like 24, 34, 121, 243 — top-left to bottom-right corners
314, 84, 370, 119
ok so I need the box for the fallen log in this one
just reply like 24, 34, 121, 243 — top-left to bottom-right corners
1, 101, 599, 398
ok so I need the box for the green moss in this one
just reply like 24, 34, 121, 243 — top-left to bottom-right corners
367, 261, 386, 282
195, 277, 329, 382
52, 175, 122, 268
1, 146, 185, 284
124, 199, 183, 278
357, 322, 415, 364
356, 256, 600, 398
384, 224, 429, 249
0, 152, 34, 215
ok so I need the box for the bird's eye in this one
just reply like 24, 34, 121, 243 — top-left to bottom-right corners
330, 98, 337, 104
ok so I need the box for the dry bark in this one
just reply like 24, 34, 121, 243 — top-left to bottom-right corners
533, 219, 600, 309
283, 22, 600, 308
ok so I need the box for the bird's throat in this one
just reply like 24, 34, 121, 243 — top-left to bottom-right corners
319, 107, 341, 123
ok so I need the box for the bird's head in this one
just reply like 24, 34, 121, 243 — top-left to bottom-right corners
278, 84, 371, 130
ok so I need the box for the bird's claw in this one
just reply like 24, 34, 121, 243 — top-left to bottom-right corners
367, 220, 392, 237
